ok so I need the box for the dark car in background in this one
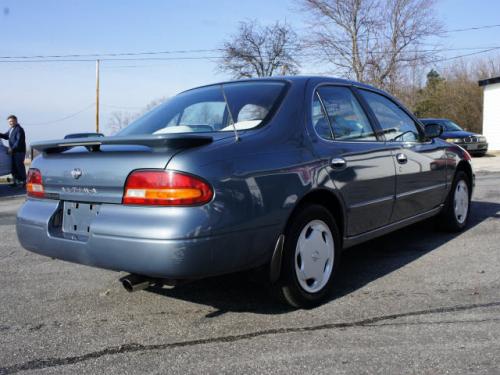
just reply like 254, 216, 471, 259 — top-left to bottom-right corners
17, 77, 474, 308
0, 140, 11, 177
420, 118, 488, 156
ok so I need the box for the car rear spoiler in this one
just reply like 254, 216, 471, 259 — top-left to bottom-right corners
31, 134, 214, 153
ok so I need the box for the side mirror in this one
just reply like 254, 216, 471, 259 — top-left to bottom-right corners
424, 123, 443, 139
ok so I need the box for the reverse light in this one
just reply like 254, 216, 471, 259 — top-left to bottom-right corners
123, 170, 213, 206
26, 168, 45, 198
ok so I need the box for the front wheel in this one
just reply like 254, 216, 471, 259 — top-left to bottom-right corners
439, 171, 471, 232
276, 205, 341, 308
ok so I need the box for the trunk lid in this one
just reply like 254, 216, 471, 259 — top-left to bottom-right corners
30, 134, 215, 204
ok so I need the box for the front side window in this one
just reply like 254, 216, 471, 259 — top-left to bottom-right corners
118, 81, 287, 136
315, 86, 376, 141
360, 90, 421, 142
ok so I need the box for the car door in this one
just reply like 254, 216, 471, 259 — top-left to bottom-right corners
357, 88, 447, 222
0, 141, 11, 176
309, 84, 396, 237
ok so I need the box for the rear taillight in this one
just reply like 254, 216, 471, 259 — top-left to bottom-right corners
123, 170, 213, 206
26, 168, 45, 198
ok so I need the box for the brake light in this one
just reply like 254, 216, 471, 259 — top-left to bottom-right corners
26, 168, 45, 198
123, 170, 213, 206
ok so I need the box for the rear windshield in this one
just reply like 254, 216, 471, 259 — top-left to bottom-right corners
118, 81, 287, 136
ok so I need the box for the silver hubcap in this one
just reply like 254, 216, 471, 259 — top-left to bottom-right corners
294, 220, 334, 293
454, 180, 469, 224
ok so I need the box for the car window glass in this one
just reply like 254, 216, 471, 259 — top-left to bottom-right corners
360, 90, 420, 142
118, 81, 287, 135
312, 92, 333, 140
317, 86, 376, 141
444, 120, 463, 132
178, 102, 225, 128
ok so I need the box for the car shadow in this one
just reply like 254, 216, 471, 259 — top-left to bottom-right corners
145, 200, 500, 315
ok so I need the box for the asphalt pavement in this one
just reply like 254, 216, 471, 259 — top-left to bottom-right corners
0, 172, 499, 374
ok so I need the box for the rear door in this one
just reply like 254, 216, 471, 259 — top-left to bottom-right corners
0, 141, 11, 176
357, 89, 447, 222
310, 84, 396, 236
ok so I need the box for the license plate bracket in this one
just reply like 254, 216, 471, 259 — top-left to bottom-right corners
62, 202, 100, 236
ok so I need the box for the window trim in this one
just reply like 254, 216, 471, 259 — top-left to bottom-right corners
313, 90, 335, 140
311, 83, 382, 143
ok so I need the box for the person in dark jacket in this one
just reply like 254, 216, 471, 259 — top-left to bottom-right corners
1, 115, 27, 186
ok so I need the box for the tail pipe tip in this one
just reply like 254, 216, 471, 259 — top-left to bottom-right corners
120, 274, 155, 292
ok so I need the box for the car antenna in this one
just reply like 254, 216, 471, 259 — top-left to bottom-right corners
220, 84, 240, 142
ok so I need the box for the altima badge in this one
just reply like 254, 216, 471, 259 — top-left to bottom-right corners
71, 168, 83, 179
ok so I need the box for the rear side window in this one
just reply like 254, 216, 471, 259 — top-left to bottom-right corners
315, 86, 376, 141
118, 81, 287, 136
312, 92, 333, 140
359, 90, 421, 142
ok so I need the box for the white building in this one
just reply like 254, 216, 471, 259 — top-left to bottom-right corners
479, 76, 500, 151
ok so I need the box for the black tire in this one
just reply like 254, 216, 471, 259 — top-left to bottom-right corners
276, 204, 341, 308
439, 170, 471, 232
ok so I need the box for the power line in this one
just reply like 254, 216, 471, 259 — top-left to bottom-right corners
1, 45, 500, 64
23, 104, 95, 126
445, 24, 500, 33
0, 49, 221, 60
1, 23, 499, 61
0, 56, 223, 63
427, 47, 500, 64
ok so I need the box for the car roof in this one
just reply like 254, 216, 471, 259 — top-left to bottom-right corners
179, 75, 387, 95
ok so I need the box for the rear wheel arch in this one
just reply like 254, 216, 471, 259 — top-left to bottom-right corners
284, 189, 346, 242
455, 160, 473, 193
269, 189, 346, 286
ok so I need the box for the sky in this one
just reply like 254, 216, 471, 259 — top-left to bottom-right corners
0, 0, 499, 145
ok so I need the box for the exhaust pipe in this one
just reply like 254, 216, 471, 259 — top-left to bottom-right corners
120, 274, 154, 292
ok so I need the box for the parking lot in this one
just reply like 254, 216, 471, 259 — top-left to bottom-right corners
0, 164, 499, 374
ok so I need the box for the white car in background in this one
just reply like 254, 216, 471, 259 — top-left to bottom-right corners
0, 140, 11, 177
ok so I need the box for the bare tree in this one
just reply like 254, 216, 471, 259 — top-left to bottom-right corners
301, 0, 442, 91
218, 20, 301, 78
108, 111, 137, 134
107, 97, 167, 134
474, 55, 500, 80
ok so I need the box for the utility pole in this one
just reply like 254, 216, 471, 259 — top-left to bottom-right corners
95, 59, 100, 133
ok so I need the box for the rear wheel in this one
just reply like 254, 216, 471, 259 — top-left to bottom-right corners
277, 205, 341, 308
439, 171, 471, 232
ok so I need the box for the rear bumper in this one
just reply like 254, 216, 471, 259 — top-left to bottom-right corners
16, 199, 278, 279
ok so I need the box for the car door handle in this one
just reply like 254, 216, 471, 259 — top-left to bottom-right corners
331, 157, 347, 169
396, 153, 408, 164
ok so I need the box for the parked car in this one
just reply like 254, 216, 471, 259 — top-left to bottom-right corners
17, 77, 474, 308
0, 140, 11, 177
420, 118, 488, 156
